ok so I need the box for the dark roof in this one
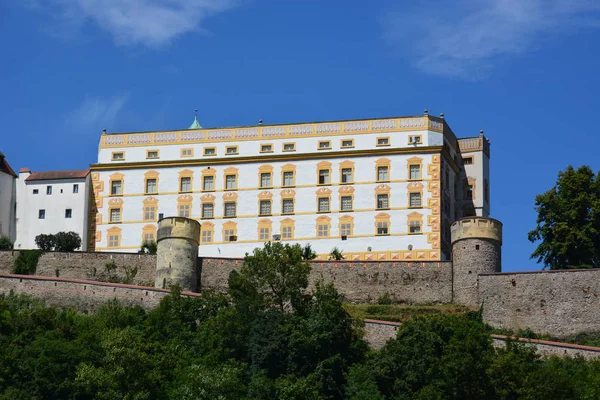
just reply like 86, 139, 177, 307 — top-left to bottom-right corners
25, 170, 90, 182
0, 152, 16, 177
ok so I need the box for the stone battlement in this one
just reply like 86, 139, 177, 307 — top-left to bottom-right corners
451, 217, 503, 244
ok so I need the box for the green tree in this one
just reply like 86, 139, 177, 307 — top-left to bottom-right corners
329, 247, 344, 260
230, 242, 311, 312
0, 235, 12, 250
35, 233, 55, 251
528, 165, 600, 269
54, 231, 82, 252
301, 243, 317, 260
139, 240, 157, 255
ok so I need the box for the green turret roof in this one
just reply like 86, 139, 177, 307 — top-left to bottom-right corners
189, 116, 202, 129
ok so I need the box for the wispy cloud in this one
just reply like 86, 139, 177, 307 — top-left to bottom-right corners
26, 0, 239, 47
67, 94, 129, 133
382, 0, 600, 79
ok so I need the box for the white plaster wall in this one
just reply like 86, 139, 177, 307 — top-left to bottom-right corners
0, 172, 16, 241
94, 152, 436, 258
463, 150, 489, 217
15, 176, 90, 250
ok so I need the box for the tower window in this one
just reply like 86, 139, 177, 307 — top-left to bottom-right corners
65, 209, 72, 218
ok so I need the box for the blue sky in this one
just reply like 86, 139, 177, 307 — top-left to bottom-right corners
1, 0, 600, 271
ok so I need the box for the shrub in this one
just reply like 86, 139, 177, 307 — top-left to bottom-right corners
329, 247, 344, 260
139, 240, 157, 255
377, 293, 393, 305
53, 231, 81, 252
0, 235, 13, 250
13, 249, 43, 275
35, 234, 55, 251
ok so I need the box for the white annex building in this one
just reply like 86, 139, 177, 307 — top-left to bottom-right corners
88, 112, 490, 261
0, 152, 17, 242
14, 169, 91, 250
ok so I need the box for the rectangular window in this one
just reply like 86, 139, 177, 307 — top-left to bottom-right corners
202, 203, 214, 218
145, 179, 157, 194
65, 209, 72, 218
340, 223, 352, 236
466, 185, 473, 200
318, 197, 330, 213
180, 177, 192, 192
341, 196, 353, 211
377, 194, 389, 209
282, 199, 294, 214
144, 233, 155, 242
224, 229, 235, 242
259, 200, 271, 216
408, 135, 422, 144
259, 227, 271, 241
260, 144, 273, 153
144, 206, 156, 221
283, 143, 295, 152
463, 156, 474, 165
410, 192, 422, 208
341, 168, 353, 183
282, 226, 293, 239
108, 235, 119, 247
73, 184, 79, 193
341, 139, 354, 148
39, 209, 45, 219
318, 140, 331, 150
377, 166, 389, 182
318, 169, 330, 185
377, 137, 390, 146
112, 152, 124, 161
224, 202, 236, 217
225, 175, 237, 190
377, 222, 389, 235
110, 208, 121, 222
409, 165, 421, 180
33, 189, 39, 194
317, 224, 329, 237
203, 176, 214, 191
226, 146, 238, 155
409, 220, 421, 233
204, 147, 216, 156
283, 171, 294, 187
201, 230, 213, 243
260, 173, 272, 188
178, 204, 190, 218
181, 148, 194, 157
147, 150, 159, 159
111, 181, 122, 195
46, 185, 52, 195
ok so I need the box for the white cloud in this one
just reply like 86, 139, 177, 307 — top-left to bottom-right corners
67, 94, 129, 133
382, 0, 600, 79
28, 0, 238, 47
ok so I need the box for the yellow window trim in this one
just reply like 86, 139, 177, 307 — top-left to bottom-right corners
376, 137, 390, 147
226, 145, 239, 155
111, 151, 125, 161
408, 135, 422, 145
339, 160, 355, 184
203, 147, 217, 156
282, 142, 296, 152
281, 163, 296, 187
340, 139, 354, 148
260, 143, 274, 153
280, 218, 295, 240
109, 172, 124, 197
318, 140, 332, 150
407, 156, 423, 181
146, 149, 160, 159
180, 148, 194, 158
223, 167, 239, 191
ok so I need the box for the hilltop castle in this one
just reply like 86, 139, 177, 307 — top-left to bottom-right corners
1, 111, 492, 262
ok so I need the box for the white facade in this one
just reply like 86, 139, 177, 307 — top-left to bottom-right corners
89, 114, 491, 261
15, 171, 90, 250
0, 153, 16, 241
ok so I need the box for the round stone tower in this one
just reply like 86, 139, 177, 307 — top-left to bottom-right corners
155, 216, 201, 292
451, 217, 502, 307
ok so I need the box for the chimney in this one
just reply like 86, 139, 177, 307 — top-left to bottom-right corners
440, 113, 445, 119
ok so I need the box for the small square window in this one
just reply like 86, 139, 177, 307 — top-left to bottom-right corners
181, 148, 194, 157
46, 186, 52, 195
317, 224, 329, 237
147, 150, 159, 159
108, 235, 120, 248
39, 209, 45, 219
409, 220, 421, 233
204, 147, 216, 156
226, 146, 238, 155
112, 152, 124, 161
408, 135, 422, 145
341, 139, 354, 148
283, 143, 296, 152
65, 209, 72, 218
377, 137, 390, 146
340, 223, 352, 236
463, 157, 474, 165
73, 184, 79, 193
33, 189, 39, 194
318, 141, 331, 150
377, 221, 389, 235
260, 144, 273, 153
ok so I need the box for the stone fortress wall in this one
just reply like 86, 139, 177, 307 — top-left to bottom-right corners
3, 215, 600, 339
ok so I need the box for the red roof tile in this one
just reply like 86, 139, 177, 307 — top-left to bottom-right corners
0, 153, 16, 177
25, 170, 90, 181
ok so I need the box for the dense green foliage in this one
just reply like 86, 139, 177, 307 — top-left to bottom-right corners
12, 249, 43, 275
0, 235, 13, 250
528, 165, 600, 269
139, 240, 157, 255
2, 243, 600, 398
35, 231, 82, 252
